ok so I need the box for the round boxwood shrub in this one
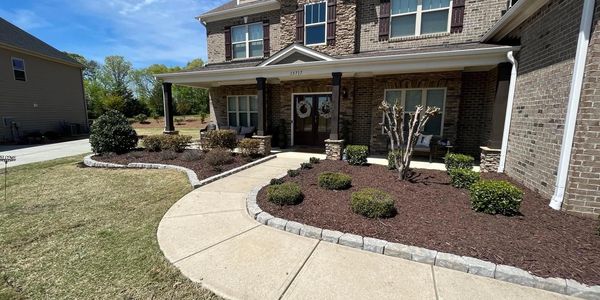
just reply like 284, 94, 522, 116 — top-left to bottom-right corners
444, 153, 474, 172
345, 145, 368, 166
90, 110, 138, 154
449, 168, 481, 189
267, 182, 303, 205
470, 180, 523, 216
318, 172, 352, 190
351, 188, 396, 218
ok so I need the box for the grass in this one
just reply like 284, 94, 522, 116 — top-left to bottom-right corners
0, 156, 220, 299
134, 127, 200, 138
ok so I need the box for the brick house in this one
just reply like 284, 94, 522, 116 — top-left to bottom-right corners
156, 0, 600, 217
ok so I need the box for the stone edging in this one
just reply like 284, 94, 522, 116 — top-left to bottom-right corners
245, 170, 600, 300
84, 154, 276, 189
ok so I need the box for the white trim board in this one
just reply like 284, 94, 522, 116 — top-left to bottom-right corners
258, 44, 336, 66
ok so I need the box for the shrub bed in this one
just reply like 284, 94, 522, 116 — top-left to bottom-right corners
444, 153, 474, 172
267, 182, 303, 205
449, 168, 480, 189
238, 138, 261, 157
203, 129, 237, 150
205, 148, 234, 171
345, 145, 368, 166
318, 172, 352, 190
470, 180, 523, 216
142, 135, 192, 152
351, 188, 396, 218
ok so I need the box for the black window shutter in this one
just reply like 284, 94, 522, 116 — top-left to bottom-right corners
379, 0, 391, 41
263, 21, 270, 57
296, 5, 304, 44
451, 0, 465, 33
327, 0, 337, 46
224, 26, 232, 61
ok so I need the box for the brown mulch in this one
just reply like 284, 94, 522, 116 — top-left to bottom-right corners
257, 160, 600, 285
93, 150, 253, 181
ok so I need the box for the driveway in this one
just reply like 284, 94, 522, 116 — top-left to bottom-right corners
0, 139, 91, 167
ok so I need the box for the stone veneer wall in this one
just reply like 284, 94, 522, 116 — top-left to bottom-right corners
503, 0, 582, 201
564, 0, 600, 217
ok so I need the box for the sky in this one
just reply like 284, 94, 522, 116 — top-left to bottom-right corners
0, 0, 229, 68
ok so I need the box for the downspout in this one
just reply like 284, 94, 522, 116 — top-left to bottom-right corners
498, 51, 518, 173
550, 0, 596, 210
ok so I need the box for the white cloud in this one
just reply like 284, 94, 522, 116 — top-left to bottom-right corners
0, 9, 50, 30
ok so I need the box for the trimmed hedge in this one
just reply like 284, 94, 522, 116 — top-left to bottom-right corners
205, 148, 234, 170
309, 157, 321, 164
318, 172, 352, 190
267, 182, 303, 205
300, 162, 313, 170
142, 135, 191, 152
287, 169, 300, 177
351, 188, 396, 218
449, 168, 480, 189
444, 153, 474, 172
346, 145, 368, 166
203, 129, 238, 150
270, 178, 284, 185
90, 110, 138, 154
470, 180, 523, 216
238, 138, 261, 157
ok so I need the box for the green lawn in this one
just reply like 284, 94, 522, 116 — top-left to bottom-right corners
134, 127, 200, 138
0, 156, 220, 299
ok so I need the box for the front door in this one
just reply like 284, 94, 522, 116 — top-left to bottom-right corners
293, 94, 332, 147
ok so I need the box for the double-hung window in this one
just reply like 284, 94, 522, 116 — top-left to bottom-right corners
383, 88, 446, 135
227, 95, 258, 127
11, 58, 26, 81
231, 23, 263, 59
305, 2, 327, 45
390, 0, 452, 38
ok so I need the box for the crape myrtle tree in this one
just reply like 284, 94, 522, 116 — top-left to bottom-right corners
379, 99, 440, 180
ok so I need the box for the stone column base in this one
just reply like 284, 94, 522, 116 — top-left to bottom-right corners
252, 135, 272, 156
325, 139, 344, 160
480, 146, 501, 172
163, 130, 179, 135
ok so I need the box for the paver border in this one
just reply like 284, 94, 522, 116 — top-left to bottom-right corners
84, 153, 276, 189
245, 164, 600, 300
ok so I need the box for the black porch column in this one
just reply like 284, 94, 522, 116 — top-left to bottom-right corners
162, 82, 175, 133
256, 77, 266, 136
330, 72, 342, 140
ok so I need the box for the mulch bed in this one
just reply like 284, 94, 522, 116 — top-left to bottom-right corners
93, 150, 254, 181
257, 160, 600, 285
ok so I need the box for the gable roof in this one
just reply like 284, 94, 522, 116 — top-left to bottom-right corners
0, 17, 82, 67
482, 0, 551, 42
258, 44, 336, 66
198, 0, 280, 23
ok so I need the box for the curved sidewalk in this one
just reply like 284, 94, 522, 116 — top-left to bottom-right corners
157, 152, 575, 300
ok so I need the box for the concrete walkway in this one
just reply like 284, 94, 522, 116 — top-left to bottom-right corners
0, 139, 91, 167
157, 152, 574, 300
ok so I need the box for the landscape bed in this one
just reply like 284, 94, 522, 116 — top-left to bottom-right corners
256, 160, 600, 286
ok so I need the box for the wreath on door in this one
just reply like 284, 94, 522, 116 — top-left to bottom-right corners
318, 99, 332, 119
296, 100, 312, 119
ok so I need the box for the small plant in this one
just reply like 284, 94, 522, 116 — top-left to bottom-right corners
287, 169, 300, 177
445, 153, 474, 172
199, 112, 208, 123
351, 188, 396, 218
134, 113, 148, 124
205, 148, 234, 171
449, 168, 481, 189
90, 110, 138, 154
174, 117, 185, 125
309, 157, 321, 164
142, 135, 163, 152
387, 150, 400, 170
300, 162, 312, 170
203, 129, 238, 150
161, 135, 192, 152
159, 150, 178, 161
318, 172, 352, 190
470, 180, 523, 216
238, 138, 261, 157
267, 182, 303, 205
346, 145, 368, 166
270, 178, 284, 185
180, 150, 203, 161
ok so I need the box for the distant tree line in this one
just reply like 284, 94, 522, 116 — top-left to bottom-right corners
67, 53, 208, 119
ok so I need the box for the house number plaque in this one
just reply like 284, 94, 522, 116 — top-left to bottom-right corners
290, 70, 303, 76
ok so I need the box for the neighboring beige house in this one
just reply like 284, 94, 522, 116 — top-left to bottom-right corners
157, 0, 599, 217
0, 17, 87, 143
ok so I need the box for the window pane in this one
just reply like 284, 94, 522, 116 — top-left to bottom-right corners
12, 59, 24, 70
422, 0, 450, 10
231, 26, 246, 43
239, 114, 249, 127
249, 96, 257, 111
14, 70, 26, 81
239, 96, 248, 111
250, 113, 258, 127
306, 24, 326, 44
405, 90, 422, 111
391, 0, 417, 14
318, 2, 326, 22
306, 2, 326, 24
228, 97, 237, 111
426, 89, 445, 109
228, 113, 238, 126
305, 4, 313, 24
249, 41, 263, 57
233, 43, 246, 59
385, 91, 402, 105
248, 23, 263, 40
424, 114, 442, 135
391, 14, 416, 37
421, 10, 449, 34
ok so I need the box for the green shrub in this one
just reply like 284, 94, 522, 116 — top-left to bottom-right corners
159, 150, 178, 161
300, 162, 312, 170
387, 150, 401, 170
238, 138, 261, 157
444, 153, 474, 172
287, 169, 300, 177
205, 148, 234, 171
351, 188, 396, 218
470, 180, 523, 216
90, 110, 138, 154
180, 150, 203, 161
449, 168, 481, 189
142, 135, 163, 152
318, 172, 352, 190
203, 129, 238, 150
270, 178, 284, 185
142, 135, 191, 153
267, 182, 303, 205
134, 113, 148, 123
309, 157, 321, 164
346, 145, 368, 166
